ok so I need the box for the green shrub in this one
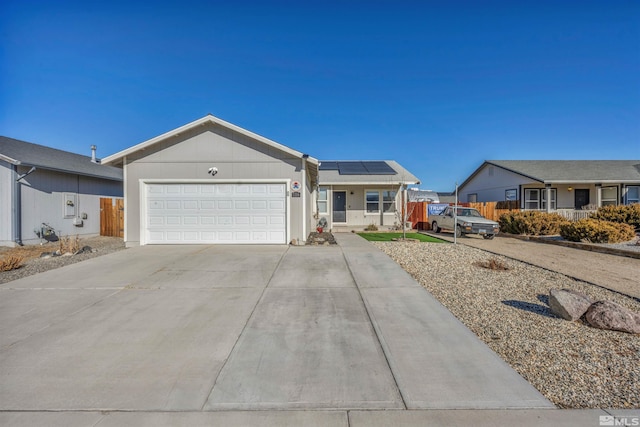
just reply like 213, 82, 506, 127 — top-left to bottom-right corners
590, 204, 640, 231
498, 211, 569, 235
560, 218, 636, 243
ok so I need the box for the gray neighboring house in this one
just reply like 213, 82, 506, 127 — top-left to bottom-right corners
318, 161, 420, 231
458, 160, 640, 212
102, 115, 421, 246
0, 137, 123, 247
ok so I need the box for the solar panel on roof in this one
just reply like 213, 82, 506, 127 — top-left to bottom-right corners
363, 161, 396, 175
319, 161, 339, 171
338, 161, 368, 175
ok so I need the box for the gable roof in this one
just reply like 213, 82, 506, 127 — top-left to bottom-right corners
319, 160, 420, 185
0, 136, 123, 181
101, 114, 319, 168
460, 160, 640, 190
489, 160, 640, 183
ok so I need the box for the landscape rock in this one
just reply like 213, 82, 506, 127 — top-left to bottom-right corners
74, 245, 93, 255
549, 288, 593, 321
585, 301, 640, 334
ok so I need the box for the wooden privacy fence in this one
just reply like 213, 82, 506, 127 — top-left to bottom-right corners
408, 200, 520, 230
100, 198, 124, 237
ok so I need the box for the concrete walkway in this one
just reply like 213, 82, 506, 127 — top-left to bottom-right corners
2, 235, 631, 426
423, 231, 640, 299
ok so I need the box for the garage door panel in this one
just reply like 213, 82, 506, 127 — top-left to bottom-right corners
145, 183, 287, 244
252, 200, 267, 210
270, 216, 285, 225
269, 200, 285, 210
236, 216, 250, 225
235, 200, 250, 210
183, 200, 198, 209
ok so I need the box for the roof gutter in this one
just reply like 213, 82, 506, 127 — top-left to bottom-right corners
543, 180, 640, 184
12, 165, 23, 246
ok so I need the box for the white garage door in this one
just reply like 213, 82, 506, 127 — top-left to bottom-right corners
145, 183, 287, 244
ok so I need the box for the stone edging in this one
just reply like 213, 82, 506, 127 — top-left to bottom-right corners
501, 233, 640, 260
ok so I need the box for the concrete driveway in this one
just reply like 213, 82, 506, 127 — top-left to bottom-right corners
1, 234, 561, 425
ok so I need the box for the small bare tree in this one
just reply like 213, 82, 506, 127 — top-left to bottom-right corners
394, 185, 416, 239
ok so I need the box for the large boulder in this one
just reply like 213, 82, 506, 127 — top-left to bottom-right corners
585, 301, 640, 334
549, 288, 593, 321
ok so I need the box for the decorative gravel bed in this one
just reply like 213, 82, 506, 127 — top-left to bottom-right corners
372, 241, 640, 409
0, 236, 125, 285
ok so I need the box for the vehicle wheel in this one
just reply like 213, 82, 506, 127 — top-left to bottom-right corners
483, 234, 495, 240
455, 225, 464, 238
431, 221, 441, 233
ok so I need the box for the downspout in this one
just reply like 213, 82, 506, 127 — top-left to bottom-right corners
12, 165, 23, 246
301, 154, 308, 244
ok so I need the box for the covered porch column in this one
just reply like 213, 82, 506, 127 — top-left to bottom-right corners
545, 184, 552, 213
595, 183, 602, 207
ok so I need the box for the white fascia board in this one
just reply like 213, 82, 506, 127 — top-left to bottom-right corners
544, 180, 640, 184
0, 154, 19, 164
321, 181, 419, 186
102, 115, 315, 165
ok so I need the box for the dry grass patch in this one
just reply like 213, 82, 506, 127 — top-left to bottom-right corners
0, 255, 24, 271
474, 257, 511, 271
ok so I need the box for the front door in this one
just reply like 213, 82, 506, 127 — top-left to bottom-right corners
575, 189, 590, 209
333, 191, 346, 223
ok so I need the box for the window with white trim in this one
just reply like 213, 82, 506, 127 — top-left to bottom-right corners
601, 186, 617, 206
318, 187, 328, 214
382, 190, 396, 213
366, 190, 380, 213
524, 189, 540, 210
626, 186, 639, 205
541, 189, 557, 210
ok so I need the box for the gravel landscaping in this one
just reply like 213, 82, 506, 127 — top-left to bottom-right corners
372, 241, 640, 409
0, 236, 125, 285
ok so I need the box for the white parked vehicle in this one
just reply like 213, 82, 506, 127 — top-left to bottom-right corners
430, 206, 500, 239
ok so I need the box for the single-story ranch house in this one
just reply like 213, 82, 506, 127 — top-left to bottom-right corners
458, 160, 640, 212
0, 137, 123, 247
102, 115, 419, 246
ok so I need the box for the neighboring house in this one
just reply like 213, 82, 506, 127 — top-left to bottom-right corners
102, 115, 420, 246
317, 161, 420, 232
458, 160, 640, 212
0, 137, 123, 247
408, 189, 440, 203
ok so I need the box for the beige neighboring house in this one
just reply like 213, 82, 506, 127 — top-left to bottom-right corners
317, 161, 420, 232
458, 160, 640, 213
102, 115, 420, 246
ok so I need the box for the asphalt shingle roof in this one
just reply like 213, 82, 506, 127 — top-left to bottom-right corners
0, 136, 123, 181
487, 160, 640, 183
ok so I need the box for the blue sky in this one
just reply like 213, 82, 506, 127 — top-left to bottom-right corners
1, 0, 639, 190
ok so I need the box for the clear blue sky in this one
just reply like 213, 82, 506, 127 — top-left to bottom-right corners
2, 0, 639, 190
